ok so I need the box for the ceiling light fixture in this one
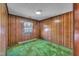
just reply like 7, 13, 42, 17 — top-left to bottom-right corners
35, 10, 42, 15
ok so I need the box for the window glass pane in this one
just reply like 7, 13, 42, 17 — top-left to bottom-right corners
23, 21, 33, 34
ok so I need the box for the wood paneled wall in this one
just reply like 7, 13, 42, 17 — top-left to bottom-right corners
74, 3, 79, 56
8, 15, 40, 46
8, 11, 73, 49
40, 12, 73, 48
0, 4, 8, 55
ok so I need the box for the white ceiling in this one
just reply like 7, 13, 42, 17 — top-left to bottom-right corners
7, 3, 73, 20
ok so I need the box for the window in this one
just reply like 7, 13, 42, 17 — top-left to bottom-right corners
23, 22, 33, 34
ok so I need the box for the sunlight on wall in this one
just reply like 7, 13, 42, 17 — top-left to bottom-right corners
44, 28, 49, 32
54, 19, 60, 23
75, 32, 79, 40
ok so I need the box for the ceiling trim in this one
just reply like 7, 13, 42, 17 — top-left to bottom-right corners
9, 14, 39, 21
9, 11, 73, 22
39, 11, 73, 22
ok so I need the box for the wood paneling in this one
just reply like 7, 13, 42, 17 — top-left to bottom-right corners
8, 15, 40, 46
0, 4, 8, 55
74, 3, 79, 56
40, 12, 73, 48
8, 10, 73, 49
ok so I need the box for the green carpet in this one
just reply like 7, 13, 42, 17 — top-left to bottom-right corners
7, 39, 72, 56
